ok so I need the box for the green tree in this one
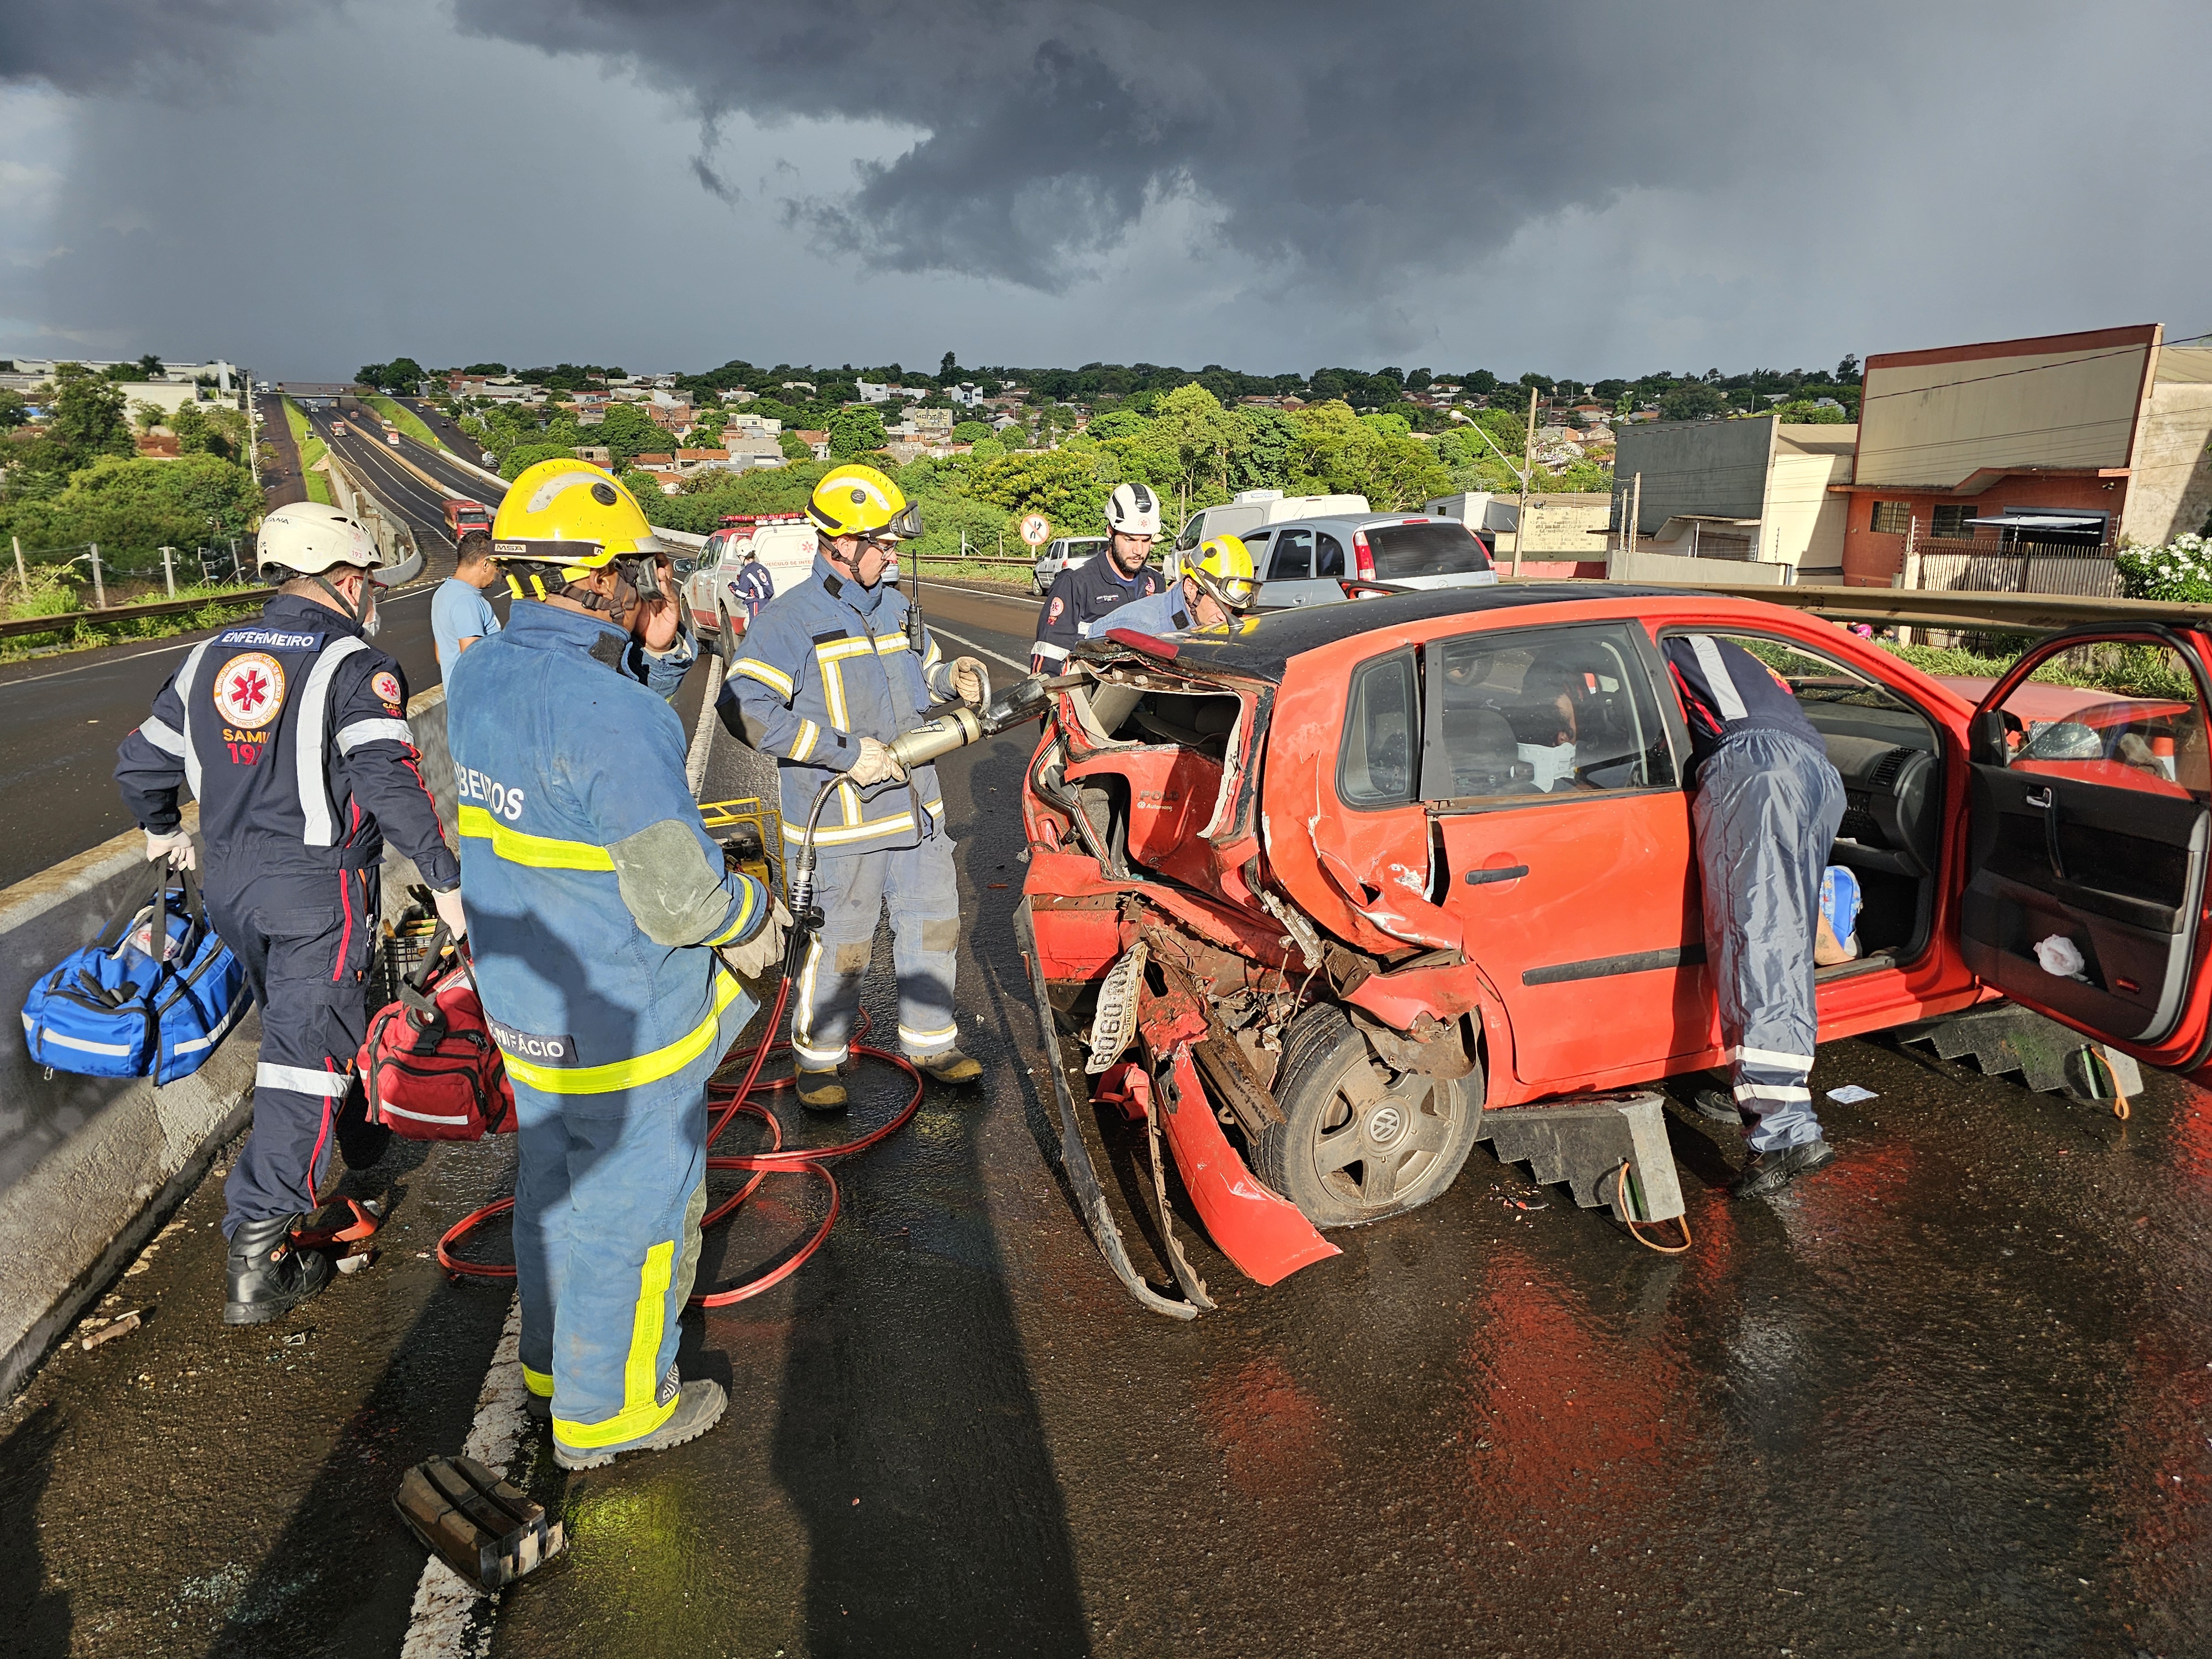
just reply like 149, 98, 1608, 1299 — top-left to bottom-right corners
463, 362, 509, 376
1086, 407, 1149, 441
964, 448, 1112, 533
47, 368, 134, 469
951, 420, 994, 445
620, 467, 669, 504
778, 430, 815, 461
0, 389, 26, 430
502, 442, 580, 480
1765, 399, 1849, 424
1658, 383, 1729, 422
827, 405, 888, 460
0, 453, 260, 567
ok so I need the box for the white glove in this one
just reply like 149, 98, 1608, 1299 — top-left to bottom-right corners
949, 657, 987, 707
431, 885, 468, 942
848, 735, 907, 787
144, 828, 196, 871
717, 899, 792, 987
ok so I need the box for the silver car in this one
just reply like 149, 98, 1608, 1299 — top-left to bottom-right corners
1232, 513, 1499, 610
1032, 534, 1107, 594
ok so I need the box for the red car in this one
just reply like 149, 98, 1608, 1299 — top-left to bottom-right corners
1017, 583, 2212, 1310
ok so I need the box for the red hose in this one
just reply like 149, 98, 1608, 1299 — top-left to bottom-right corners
435, 977, 923, 1307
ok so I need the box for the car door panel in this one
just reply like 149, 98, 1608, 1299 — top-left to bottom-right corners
1258, 527, 1338, 610
1959, 625, 2212, 1067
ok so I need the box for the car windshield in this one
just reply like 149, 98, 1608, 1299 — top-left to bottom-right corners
1367, 521, 1491, 578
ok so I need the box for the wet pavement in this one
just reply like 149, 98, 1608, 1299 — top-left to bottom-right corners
5, 596, 2211, 1657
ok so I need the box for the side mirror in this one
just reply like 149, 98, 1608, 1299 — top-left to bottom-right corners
1968, 709, 2010, 766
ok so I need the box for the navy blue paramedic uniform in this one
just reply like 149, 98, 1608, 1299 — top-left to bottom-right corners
1662, 634, 1846, 1154
114, 595, 460, 1238
729, 558, 775, 622
724, 555, 966, 1070
446, 600, 769, 1451
1032, 553, 1162, 672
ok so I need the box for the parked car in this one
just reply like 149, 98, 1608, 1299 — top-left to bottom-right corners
1034, 535, 1107, 594
1173, 490, 1371, 554
1019, 583, 2212, 1298
1224, 512, 1497, 610
685, 514, 817, 657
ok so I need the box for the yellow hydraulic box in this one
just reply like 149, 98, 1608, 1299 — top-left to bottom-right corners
698, 797, 785, 902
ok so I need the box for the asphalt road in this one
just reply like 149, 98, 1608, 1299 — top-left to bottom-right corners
4, 584, 2211, 1658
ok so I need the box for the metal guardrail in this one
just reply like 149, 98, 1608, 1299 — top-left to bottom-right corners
1652, 581, 2212, 635
0, 588, 275, 641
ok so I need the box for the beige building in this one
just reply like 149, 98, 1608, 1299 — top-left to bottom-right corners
1610, 414, 1856, 580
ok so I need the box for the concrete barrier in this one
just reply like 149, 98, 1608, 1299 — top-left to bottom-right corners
0, 686, 455, 1401
1606, 548, 1792, 586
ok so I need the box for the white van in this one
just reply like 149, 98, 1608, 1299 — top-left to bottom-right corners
685, 515, 819, 655
1172, 489, 1371, 553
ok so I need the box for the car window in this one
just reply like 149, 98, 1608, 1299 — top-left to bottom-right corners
1369, 521, 1491, 578
1685, 629, 1938, 753
1338, 652, 1420, 808
1994, 644, 2208, 799
1316, 533, 1345, 577
1269, 529, 1314, 581
1423, 622, 1674, 800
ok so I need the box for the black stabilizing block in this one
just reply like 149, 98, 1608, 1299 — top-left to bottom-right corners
394, 1454, 565, 1592
1475, 1091, 1686, 1222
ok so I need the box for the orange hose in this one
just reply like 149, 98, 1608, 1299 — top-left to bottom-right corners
1611, 1162, 1693, 1255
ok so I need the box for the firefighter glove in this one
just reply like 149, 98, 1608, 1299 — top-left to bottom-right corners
950, 657, 987, 707
848, 735, 906, 787
718, 899, 791, 988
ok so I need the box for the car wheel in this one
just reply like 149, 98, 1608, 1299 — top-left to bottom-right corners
716, 607, 741, 666
1253, 1004, 1481, 1228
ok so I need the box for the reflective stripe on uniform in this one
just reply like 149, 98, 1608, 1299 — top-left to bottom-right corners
297, 637, 369, 846
815, 637, 873, 731
1031, 640, 1070, 663
1734, 1082, 1812, 1103
138, 714, 186, 757
554, 1239, 678, 1448
258, 1061, 352, 1097
501, 970, 743, 1094
1687, 634, 1749, 722
899, 1020, 958, 1053
174, 640, 215, 797
456, 803, 616, 870
704, 878, 761, 946
790, 718, 822, 761
780, 796, 943, 848
731, 658, 793, 696
523, 1364, 554, 1399
1732, 1044, 1814, 1070
335, 716, 415, 754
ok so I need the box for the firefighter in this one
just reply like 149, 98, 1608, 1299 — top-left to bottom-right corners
1030, 481, 1166, 671
728, 539, 775, 627
1662, 633, 1848, 1198
1091, 534, 1256, 638
114, 502, 463, 1324
723, 463, 987, 1108
450, 459, 784, 1469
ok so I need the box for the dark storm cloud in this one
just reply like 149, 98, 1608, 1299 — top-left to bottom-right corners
452, 0, 1808, 291
0, 0, 321, 95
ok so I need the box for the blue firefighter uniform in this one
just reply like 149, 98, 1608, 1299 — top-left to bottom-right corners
1031, 553, 1163, 671
722, 556, 964, 1068
446, 599, 769, 1451
114, 595, 460, 1236
1662, 634, 1846, 1156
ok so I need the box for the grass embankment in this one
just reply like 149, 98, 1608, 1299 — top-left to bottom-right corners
906, 559, 1036, 591
1879, 638, 2191, 702
363, 394, 445, 451
282, 397, 333, 504
0, 571, 266, 664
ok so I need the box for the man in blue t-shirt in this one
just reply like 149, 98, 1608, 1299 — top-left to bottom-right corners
431, 533, 501, 677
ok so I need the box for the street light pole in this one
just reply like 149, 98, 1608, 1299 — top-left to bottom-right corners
1514, 385, 1537, 576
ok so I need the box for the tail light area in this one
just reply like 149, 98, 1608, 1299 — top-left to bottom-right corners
1353, 529, 1375, 581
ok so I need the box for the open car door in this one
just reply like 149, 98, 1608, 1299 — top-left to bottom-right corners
1960, 623, 2212, 1076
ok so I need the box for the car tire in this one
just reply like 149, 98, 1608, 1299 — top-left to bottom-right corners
1253, 1003, 1481, 1228
715, 606, 741, 666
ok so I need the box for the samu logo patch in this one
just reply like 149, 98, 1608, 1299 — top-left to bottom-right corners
213, 653, 285, 729
371, 670, 403, 709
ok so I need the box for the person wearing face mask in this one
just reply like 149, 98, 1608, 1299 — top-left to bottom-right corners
724, 463, 989, 1108
1089, 534, 1257, 639
448, 460, 784, 1468
1661, 633, 1847, 1199
114, 501, 462, 1325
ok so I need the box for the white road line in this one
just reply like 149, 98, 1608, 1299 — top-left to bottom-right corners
398, 1295, 533, 1658
917, 577, 1042, 609
926, 623, 1031, 675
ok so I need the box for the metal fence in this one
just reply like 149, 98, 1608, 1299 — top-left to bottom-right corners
1909, 536, 2123, 601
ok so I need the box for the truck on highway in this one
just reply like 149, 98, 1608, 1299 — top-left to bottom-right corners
383, 423, 401, 447
442, 499, 493, 542
686, 514, 817, 659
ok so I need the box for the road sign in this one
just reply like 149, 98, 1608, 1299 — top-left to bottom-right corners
1019, 513, 1051, 548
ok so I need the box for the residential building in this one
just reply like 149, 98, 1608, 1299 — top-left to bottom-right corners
634, 452, 675, 469
911, 407, 953, 438
1838, 324, 2212, 586
727, 411, 782, 437
723, 434, 786, 468
134, 431, 181, 458
645, 402, 693, 433
948, 383, 986, 408
857, 380, 891, 404
794, 430, 831, 461
719, 388, 759, 404
573, 446, 613, 466
1611, 413, 1858, 580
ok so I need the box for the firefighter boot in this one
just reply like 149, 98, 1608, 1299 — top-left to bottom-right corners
223, 1213, 333, 1325
913, 1048, 983, 1086
795, 1066, 848, 1111
553, 1369, 728, 1470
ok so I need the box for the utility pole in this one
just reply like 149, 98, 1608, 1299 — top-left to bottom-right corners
1514, 384, 1537, 576
161, 546, 176, 598
11, 535, 24, 591
89, 544, 105, 609
1629, 473, 1642, 561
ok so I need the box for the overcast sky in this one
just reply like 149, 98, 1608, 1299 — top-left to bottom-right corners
3, 0, 2208, 383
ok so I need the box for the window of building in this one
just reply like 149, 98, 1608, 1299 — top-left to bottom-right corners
1932, 503, 1974, 538
1869, 500, 1912, 535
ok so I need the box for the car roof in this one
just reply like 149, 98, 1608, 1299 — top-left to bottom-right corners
1243, 513, 1456, 535
1131, 582, 1690, 682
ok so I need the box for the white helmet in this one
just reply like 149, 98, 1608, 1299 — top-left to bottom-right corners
257, 502, 378, 576
1105, 482, 1162, 537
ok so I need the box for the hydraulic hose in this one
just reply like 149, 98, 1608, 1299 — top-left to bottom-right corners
436, 774, 925, 1307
